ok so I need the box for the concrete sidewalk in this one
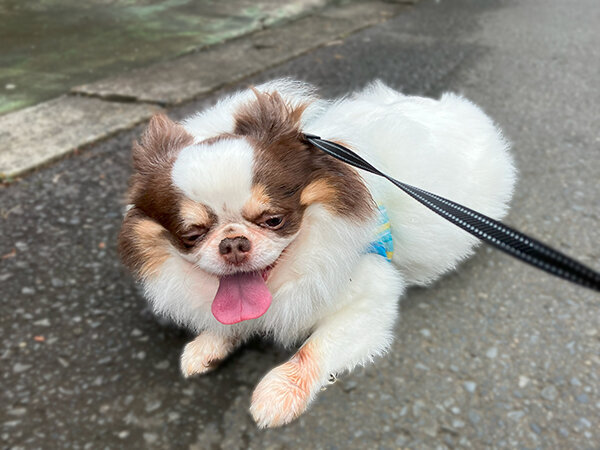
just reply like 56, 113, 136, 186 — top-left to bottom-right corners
0, 0, 334, 116
1, 0, 599, 448
0, 0, 405, 180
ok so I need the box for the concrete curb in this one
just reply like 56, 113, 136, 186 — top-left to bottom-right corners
0, 97, 161, 181
0, 0, 408, 181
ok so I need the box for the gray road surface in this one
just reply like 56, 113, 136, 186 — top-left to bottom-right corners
1, 0, 599, 448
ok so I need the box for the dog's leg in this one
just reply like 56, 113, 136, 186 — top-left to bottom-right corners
180, 332, 238, 377
250, 255, 405, 428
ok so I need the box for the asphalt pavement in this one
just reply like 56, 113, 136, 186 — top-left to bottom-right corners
1, 0, 599, 448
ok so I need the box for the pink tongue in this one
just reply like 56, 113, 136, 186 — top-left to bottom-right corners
211, 272, 272, 325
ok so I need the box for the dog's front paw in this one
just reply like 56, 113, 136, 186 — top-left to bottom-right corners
180, 333, 234, 378
250, 344, 321, 428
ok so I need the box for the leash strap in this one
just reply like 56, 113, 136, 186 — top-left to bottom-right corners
304, 134, 600, 292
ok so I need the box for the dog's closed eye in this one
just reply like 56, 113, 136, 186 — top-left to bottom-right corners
181, 225, 208, 247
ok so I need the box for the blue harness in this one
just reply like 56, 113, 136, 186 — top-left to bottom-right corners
367, 204, 394, 262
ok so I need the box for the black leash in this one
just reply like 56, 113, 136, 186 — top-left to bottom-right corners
304, 134, 600, 292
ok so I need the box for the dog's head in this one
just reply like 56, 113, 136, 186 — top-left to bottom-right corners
119, 89, 374, 324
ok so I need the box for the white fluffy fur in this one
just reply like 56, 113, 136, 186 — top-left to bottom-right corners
142, 79, 516, 427
144, 205, 375, 345
305, 81, 516, 284
172, 138, 254, 213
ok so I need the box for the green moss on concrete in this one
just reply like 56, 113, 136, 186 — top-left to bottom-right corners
0, 0, 330, 115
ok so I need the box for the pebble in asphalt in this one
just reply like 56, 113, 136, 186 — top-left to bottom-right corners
1, 0, 599, 448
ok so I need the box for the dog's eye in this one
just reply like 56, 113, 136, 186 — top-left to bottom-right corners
260, 215, 285, 230
181, 227, 207, 247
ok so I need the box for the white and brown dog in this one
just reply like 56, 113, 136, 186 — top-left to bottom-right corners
118, 79, 516, 428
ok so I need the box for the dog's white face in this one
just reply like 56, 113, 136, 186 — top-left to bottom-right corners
119, 90, 374, 325
171, 138, 297, 279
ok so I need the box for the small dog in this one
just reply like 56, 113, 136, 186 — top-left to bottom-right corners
118, 79, 516, 428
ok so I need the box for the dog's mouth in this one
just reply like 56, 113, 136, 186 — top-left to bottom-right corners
260, 261, 276, 282
211, 252, 284, 325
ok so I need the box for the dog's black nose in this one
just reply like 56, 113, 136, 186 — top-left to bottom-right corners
219, 236, 251, 264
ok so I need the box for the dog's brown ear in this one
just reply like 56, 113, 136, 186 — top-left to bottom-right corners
234, 89, 306, 146
132, 114, 193, 173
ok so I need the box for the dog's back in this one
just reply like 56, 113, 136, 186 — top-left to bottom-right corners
306, 82, 517, 285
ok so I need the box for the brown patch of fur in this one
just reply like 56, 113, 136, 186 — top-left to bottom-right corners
131, 114, 194, 176
243, 184, 272, 220
235, 87, 307, 146
300, 178, 337, 209
118, 209, 171, 280
199, 133, 238, 147
127, 114, 193, 238
180, 197, 211, 228
120, 114, 204, 270
234, 89, 375, 236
